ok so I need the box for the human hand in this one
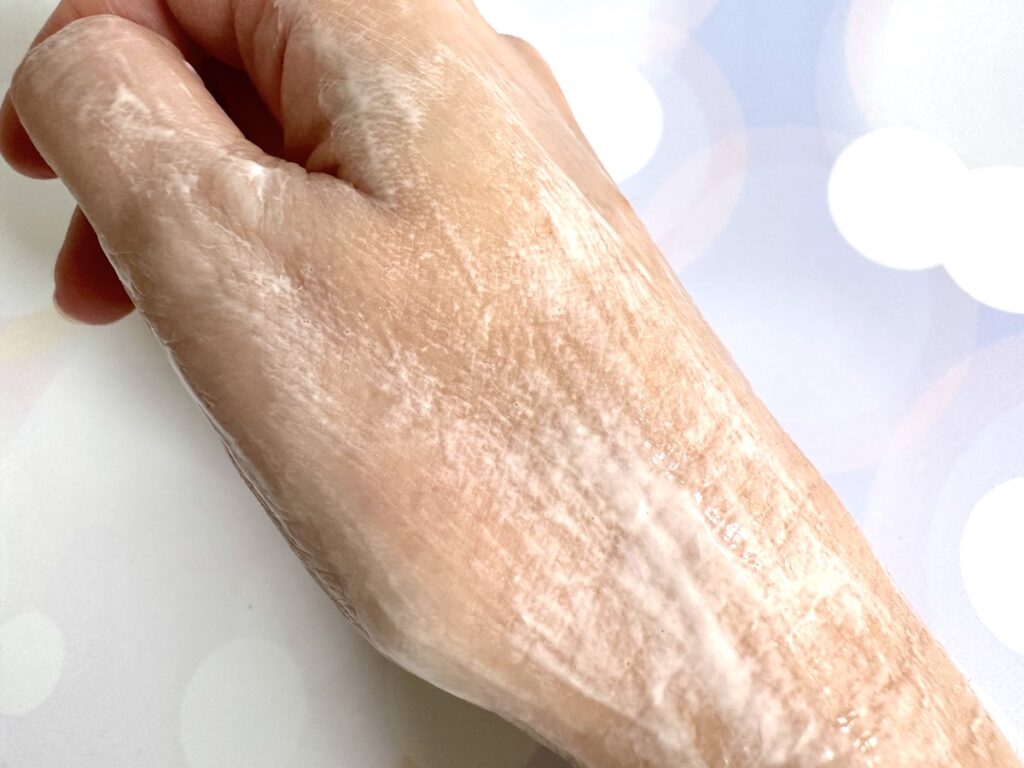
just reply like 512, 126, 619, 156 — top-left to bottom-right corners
3, 2, 1020, 767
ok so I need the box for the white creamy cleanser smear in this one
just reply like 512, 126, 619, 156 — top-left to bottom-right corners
15, 4, 1017, 767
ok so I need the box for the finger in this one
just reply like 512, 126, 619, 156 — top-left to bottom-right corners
54, 207, 135, 325
49, 57, 287, 326
11, 15, 371, 320
3, 0, 491, 205
0, 0, 195, 180
0, 93, 55, 179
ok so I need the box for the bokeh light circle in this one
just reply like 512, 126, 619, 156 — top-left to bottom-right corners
828, 128, 1024, 314
0, 612, 64, 716
0, 317, 548, 766
544, 55, 664, 184
828, 127, 965, 271
846, 0, 1024, 166
865, 334, 1024, 745
681, 127, 978, 474
181, 638, 306, 768
960, 478, 1024, 656
944, 166, 1024, 315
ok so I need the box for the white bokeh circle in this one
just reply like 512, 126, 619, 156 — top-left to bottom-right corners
829, 128, 1024, 314
545, 56, 664, 183
637, 44, 746, 271
846, 0, 1024, 167
0, 612, 65, 716
828, 127, 965, 271
960, 478, 1024, 657
944, 166, 1024, 315
683, 127, 978, 474
864, 335, 1024, 754
1, 314, 547, 766
473, 0, 682, 184
841, 0, 1024, 313
181, 638, 306, 768
474, 0, 722, 66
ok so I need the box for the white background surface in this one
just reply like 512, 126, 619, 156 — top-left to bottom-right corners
2, 0, 1023, 765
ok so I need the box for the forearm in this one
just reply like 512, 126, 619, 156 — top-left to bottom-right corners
565, 285, 1016, 766
374, 237, 1021, 768
524, 286, 1017, 766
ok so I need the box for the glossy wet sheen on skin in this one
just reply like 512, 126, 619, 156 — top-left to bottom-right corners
7, 2, 1022, 767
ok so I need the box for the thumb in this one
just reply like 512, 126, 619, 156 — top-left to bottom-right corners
9, 14, 367, 318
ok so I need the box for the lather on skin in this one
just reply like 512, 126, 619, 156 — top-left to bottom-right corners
2, 1, 1019, 766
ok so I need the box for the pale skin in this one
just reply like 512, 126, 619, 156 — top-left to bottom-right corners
1, 2, 1020, 766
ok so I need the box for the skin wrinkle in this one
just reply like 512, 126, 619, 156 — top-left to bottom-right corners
8, 5, 1021, 768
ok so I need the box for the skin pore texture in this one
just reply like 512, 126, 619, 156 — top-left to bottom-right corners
3, 1, 1021, 766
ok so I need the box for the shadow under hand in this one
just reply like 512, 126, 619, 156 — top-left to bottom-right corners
383, 661, 573, 768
